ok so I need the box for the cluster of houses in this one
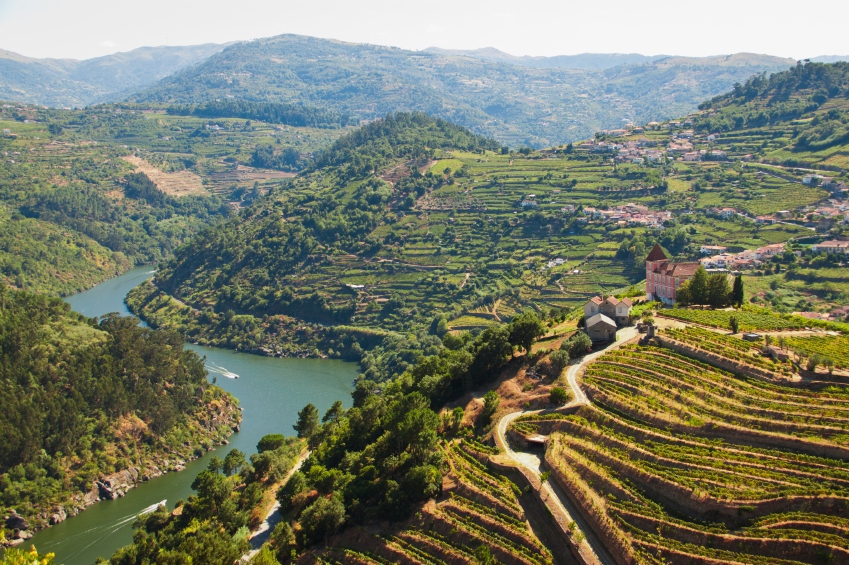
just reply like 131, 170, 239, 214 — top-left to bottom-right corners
580, 203, 672, 228
803, 174, 847, 192
698, 243, 789, 271
575, 118, 729, 165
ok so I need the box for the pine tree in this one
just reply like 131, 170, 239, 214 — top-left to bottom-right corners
293, 403, 319, 439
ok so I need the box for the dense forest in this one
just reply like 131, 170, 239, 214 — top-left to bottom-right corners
167, 99, 351, 129
0, 285, 239, 533
110, 435, 303, 565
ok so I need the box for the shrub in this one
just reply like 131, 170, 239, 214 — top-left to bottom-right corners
549, 387, 570, 406
548, 350, 570, 375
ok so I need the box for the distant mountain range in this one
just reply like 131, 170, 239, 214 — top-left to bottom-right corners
0, 43, 231, 107
128, 35, 798, 146
423, 47, 668, 69
2, 34, 846, 145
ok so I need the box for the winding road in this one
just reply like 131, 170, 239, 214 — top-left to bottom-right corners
494, 327, 638, 565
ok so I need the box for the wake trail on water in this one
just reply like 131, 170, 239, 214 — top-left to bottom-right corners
206, 361, 240, 379
46, 500, 166, 558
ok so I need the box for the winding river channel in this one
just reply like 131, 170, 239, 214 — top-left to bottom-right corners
27, 267, 357, 564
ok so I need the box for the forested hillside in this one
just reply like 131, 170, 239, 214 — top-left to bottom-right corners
0, 285, 240, 534
131, 34, 795, 147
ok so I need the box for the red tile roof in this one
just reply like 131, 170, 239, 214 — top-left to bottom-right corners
667, 262, 701, 277
646, 243, 667, 262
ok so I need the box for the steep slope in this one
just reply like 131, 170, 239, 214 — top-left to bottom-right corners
131, 34, 795, 147
0, 43, 229, 107
0, 287, 240, 536
695, 60, 849, 169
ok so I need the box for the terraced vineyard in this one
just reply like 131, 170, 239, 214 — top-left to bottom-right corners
785, 334, 849, 370
663, 326, 794, 376
662, 308, 810, 332
306, 439, 557, 565
510, 344, 849, 564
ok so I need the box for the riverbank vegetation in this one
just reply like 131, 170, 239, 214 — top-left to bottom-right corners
0, 285, 240, 539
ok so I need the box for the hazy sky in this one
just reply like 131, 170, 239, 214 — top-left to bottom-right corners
0, 0, 846, 61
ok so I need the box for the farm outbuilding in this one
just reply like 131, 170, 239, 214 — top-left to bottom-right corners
586, 313, 617, 342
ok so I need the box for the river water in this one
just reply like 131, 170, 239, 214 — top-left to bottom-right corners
26, 267, 357, 564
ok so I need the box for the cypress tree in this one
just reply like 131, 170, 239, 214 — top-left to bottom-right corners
732, 275, 744, 307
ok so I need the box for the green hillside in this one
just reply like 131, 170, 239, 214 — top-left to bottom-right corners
0, 285, 239, 533
0, 102, 346, 295
131, 34, 795, 147
127, 71, 848, 360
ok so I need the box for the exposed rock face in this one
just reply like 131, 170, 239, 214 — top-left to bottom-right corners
48, 506, 67, 525
96, 467, 140, 500
5, 511, 29, 531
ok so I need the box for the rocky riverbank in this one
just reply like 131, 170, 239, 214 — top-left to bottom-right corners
2, 391, 241, 547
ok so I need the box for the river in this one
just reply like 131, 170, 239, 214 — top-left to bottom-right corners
26, 267, 358, 564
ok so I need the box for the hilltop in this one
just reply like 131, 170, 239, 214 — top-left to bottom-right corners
130, 34, 796, 147
423, 47, 667, 69
0, 43, 231, 107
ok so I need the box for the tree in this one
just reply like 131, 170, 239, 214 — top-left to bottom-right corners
451, 406, 464, 433
294, 403, 319, 439
481, 390, 500, 425
729, 315, 739, 334
299, 494, 346, 545
706, 273, 731, 307
732, 275, 744, 307
322, 400, 345, 423
548, 350, 570, 374
689, 266, 709, 304
269, 521, 296, 563
222, 449, 247, 476
509, 312, 545, 353
257, 434, 288, 453
561, 332, 592, 359
549, 386, 570, 406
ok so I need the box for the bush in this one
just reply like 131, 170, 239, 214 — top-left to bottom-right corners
549, 387, 570, 406
548, 350, 570, 375
561, 332, 592, 359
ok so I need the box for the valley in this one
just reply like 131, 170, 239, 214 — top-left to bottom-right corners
1, 28, 848, 565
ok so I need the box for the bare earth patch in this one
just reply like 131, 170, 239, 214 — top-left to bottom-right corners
122, 155, 208, 197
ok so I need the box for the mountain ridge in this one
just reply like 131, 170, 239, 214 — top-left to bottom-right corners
0, 43, 232, 107
128, 33, 798, 146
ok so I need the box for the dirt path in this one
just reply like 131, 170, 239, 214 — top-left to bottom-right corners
459, 272, 471, 289
242, 450, 310, 561
494, 327, 639, 565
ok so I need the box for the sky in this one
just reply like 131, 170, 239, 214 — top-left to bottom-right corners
0, 0, 846, 61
